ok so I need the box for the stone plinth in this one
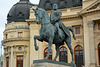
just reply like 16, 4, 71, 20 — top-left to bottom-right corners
32, 60, 76, 67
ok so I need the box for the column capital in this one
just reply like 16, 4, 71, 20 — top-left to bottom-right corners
87, 21, 95, 27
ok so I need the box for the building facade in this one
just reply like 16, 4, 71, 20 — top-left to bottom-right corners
1, 0, 100, 67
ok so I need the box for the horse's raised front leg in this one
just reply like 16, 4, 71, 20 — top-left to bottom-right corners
53, 44, 60, 61
45, 37, 53, 59
34, 35, 43, 51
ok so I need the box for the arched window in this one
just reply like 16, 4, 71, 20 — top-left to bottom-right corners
6, 57, 9, 67
75, 0, 79, 3
44, 47, 52, 60
44, 1, 52, 10
74, 45, 84, 67
59, 46, 68, 62
17, 12, 24, 19
98, 43, 100, 65
59, 0, 67, 8
7, 14, 12, 21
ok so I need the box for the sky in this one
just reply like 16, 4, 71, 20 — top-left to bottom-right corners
0, 0, 40, 56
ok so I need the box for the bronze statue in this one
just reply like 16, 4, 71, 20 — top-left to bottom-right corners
33, 4, 76, 67
50, 4, 70, 39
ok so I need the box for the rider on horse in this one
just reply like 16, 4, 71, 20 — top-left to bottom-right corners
50, 4, 69, 38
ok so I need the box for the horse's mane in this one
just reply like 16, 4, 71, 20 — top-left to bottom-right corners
38, 8, 50, 23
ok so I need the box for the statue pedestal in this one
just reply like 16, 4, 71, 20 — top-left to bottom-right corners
32, 60, 76, 67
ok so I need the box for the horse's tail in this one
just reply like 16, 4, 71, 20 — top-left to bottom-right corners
66, 26, 76, 40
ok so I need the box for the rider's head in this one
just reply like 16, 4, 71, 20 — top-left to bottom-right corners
53, 4, 58, 10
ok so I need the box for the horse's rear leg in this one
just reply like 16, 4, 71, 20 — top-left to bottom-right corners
65, 37, 74, 63
53, 44, 60, 61
45, 37, 53, 59
34, 35, 43, 51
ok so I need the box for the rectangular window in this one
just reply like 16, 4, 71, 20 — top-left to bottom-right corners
6, 57, 9, 67
98, 23, 100, 30
16, 56, 23, 67
18, 32, 22, 38
75, 27, 80, 34
6, 34, 8, 39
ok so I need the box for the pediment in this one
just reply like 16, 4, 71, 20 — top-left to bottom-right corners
80, 0, 100, 14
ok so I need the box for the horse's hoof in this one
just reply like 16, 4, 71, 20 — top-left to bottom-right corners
70, 61, 74, 64
35, 46, 39, 51
53, 59, 56, 61
44, 57, 48, 60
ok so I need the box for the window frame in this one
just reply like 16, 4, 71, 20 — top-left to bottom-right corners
6, 34, 8, 39
44, 47, 52, 60
16, 56, 23, 67
98, 43, 100, 65
18, 32, 22, 38
6, 57, 9, 67
75, 27, 80, 34
98, 23, 100, 30
74, 45, 84, 67
59, 46, 68, 63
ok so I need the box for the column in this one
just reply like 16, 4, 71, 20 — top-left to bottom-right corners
10, 47, 13, 67
83, 19, 90, 67
26, 46, 29, 67
3, 54, 6, 67
87, 21, 96, 67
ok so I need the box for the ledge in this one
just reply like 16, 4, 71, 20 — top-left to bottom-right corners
2, 37, 29, 43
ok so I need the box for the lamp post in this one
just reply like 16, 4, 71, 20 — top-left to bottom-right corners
0, 43, 2, 67
1, 43, 5, 67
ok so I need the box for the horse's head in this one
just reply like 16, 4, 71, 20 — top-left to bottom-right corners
33, 8, 50, 24
33, 8, 43, 24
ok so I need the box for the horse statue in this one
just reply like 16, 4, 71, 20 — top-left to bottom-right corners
33, 7, 76, 65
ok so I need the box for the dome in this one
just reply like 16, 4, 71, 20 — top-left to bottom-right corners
38, 0, 82, 10
7, 0, 36, 24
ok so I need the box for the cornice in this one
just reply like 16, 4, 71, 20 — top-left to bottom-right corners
13, 50, 27, 53
4, 28, 29, 33
26, 14, 81, 23
26, 18, 36, 22
79, 0, 100, 16
2, 37, 29, 43
61, 14, 81, 20
80, 8, 100, 16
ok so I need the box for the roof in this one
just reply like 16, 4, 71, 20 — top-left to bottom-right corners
7, 0, 36, 24
38, 0, 82, 10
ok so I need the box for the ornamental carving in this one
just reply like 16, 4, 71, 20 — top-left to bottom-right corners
87, 3, 100, 11
79, 0, 100, 15
87, 21, 95, 27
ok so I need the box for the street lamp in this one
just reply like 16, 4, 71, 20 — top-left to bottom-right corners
0, 43, 2, 67
0, 44, 1, 67
0, 43, 5, 67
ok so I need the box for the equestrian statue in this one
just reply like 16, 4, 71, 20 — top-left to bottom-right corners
33, 4, 76, 67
